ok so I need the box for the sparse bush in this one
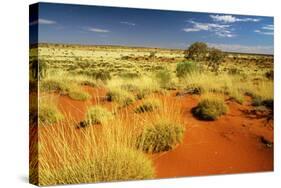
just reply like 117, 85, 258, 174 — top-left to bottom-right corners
106, 89, 135, 106
68, 90, 91, 101
38, 99, 63, 124
185, 42, 208, 61
207, 48, 225, 72
155, 69, 172, 89
39, 147, 154, 185
192, 97, 227, 120
137, 119, 185, 153
85, 105, 113, 125
135, 99, 161, 113
176, 61, 197, 78
40, 79, 70, 94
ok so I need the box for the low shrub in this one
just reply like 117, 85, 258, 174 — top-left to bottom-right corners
68, 90, 91, 101
155, 69, 172, 89
192, 97, 227, 120
176, 61, 197, 78
39, 79, 70, 94
39, 147, 154, 185
135, 99, 161, 113
106, 89, 135, 106
38, 99, 63, 124
136, 119, 185, 153
85, 105, 113, 125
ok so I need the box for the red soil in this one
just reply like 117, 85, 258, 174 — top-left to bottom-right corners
42, 87, 274, 178
153, 94, 273, 178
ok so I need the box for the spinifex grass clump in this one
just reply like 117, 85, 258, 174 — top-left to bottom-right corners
106, 88, 135, 106
39, 146, 154, 185
137, 119, 185, 153
68, 89, 91, 101
37, 116, 155, 186
38, 98, 63, 124
84, 105, 113, 126
134, 99, 161, 113
192, 96, 228, 120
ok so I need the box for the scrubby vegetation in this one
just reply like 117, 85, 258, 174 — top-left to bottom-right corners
135, 99, 161, 113
137, 119, 185, 153
85, 105, 113, 125
38, 97, 63, 124
30, 42, 274, 185
192, 95, 228, 120
106, 88, 135, 106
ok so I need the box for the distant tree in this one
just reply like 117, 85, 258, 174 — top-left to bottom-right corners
185, 42, 208, 61
207, 48, 225, 72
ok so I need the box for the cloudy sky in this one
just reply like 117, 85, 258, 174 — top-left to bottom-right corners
30, 3, 274, 54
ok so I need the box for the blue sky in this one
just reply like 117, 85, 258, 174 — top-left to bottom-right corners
30, 3, 274, 54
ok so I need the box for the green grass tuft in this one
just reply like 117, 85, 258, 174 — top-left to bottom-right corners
85, 105, 113, 125
134, 99, 161, 113
192, 97, 227, 120
137, 119, 185, 153
106, 89, 135, 106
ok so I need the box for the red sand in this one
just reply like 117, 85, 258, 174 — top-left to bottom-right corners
153, 95, 273, 178
46, 87, 273, 177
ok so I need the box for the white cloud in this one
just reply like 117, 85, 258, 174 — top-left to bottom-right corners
254, 24, 274, 35
210, 15, 260, 23
183, 20, 235, 38
120, 21, 136, 26
207, 43, 273, 54
262, 24, 274, 30
88, 27, 110, 33
30, 18, 57, 26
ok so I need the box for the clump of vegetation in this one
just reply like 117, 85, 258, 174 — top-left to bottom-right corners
192, 96, 228, 120
185, 42, 208, 61
207, 48, 225, 72
68, 89, 91, 101
135, 99, 161, 113
137, 119, 185, 153
85, 105, 113, 125
106, 89, 135, 106
39, 146, 154, 185
265, 70, 274, 80
40, 79, 70, 94
38, 98, 63, 124
155, 69, 172, 89
176, 61, 197, 78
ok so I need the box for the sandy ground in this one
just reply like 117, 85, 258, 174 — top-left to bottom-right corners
45, 86, 273, 178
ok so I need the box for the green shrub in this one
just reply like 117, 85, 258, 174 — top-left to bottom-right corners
68, 90, 91, 101
85, 106, 113, 125
192, 97, 227, 120
176, 61, 197, 78
106, 89, 135, 106
39, 147, 154, 185
155, 69, 172, 89
39, 100, 63, 124
40, 79, 70, 94
137, 120, 185, 153
135, 99, 161, 113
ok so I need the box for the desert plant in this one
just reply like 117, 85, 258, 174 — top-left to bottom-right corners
106, 89, 135, 106
207, 48, 225, 72
137, 119, 185, 153
185, 42, 208, 61
135, 99, 161, 113
155, 69, 172, 89
38, 98, 63, 124
68, 89, 91, 101
85, 105, 113, 125
39, 146, 154, 185
192, 96, 227, 120
176, 61, 197, 78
